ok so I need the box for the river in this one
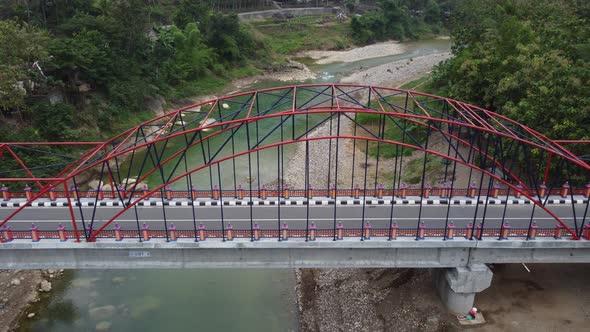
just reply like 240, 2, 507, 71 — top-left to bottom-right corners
19, 39, 450, 332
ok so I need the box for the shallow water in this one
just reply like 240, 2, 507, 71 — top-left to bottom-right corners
20, 269, 298, 332
23, 38, 451, 332
308, 38, 451, 83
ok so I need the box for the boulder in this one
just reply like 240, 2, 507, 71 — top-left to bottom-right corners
39, 280, 52, 292
10, 278, 20, 286
88, 180, 104, 191
96, 321, 112, 331
78, 83, 91, 92
111, 276, 127, 284
199, 118, 216, 132
89, 305, 116, 321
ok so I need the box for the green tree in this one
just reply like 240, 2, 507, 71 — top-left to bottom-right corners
432, 0, 590, 161
0, 20, 48, 113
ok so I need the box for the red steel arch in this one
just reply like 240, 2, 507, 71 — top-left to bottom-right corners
1, 84, 588, 241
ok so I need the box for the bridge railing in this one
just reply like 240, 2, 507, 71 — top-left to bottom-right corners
2, 186, 588, 201
4, 226, 576, 242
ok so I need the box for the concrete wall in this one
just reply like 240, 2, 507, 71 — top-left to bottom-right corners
2, 239, 590, 269
238, 7, 340, 21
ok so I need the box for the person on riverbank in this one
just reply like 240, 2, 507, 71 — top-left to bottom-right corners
457, 307, 477, 320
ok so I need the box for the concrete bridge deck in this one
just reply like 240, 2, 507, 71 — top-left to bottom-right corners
2, 238, 590, 269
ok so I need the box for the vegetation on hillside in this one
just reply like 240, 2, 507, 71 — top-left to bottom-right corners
432, 0, 589, 144
349, 0, 454, 43
247, 15, 353, 56
0, 0, 268, 143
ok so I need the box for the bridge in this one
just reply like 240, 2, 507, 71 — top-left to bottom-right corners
1, 84, 589, 312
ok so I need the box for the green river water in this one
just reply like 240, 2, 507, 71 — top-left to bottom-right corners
19, 39, 450, 332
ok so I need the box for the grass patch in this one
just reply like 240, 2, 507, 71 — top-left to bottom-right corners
400, 75, 432, 90
401, 155, 447, 184
247, 16, 354, 55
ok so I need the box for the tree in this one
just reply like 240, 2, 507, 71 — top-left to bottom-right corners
0, 20, 48, 113
432, 0, 590, 160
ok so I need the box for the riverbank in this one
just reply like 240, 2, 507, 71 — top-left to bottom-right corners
287, 45, 461, 331
300, 41, 407, 64
0, 269, 63, 332
341, 51, 451, 87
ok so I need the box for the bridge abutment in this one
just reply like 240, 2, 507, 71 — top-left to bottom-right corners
433, 264, 493, 313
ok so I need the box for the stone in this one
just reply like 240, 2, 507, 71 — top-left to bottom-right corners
130, 296, 161, 319
199, 118, 216, 132
40, 280, 52, 292
89, 305, 116, 321
95, 321, 112, 331
78, 83, 91, 92
27, 313, 35, 318
88, 181, 104, 191
111, 276, 127, 284
10, 278, 20, 286
145, 95, 165, 116
72, 278, 97, 289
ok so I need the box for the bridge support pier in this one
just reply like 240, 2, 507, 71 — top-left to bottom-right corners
433, 264, 493, 313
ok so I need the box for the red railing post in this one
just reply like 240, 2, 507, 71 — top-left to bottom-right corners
24, 184, 32, 201
1, 184, 10, 201
423, 183, 431, 198
561, 182, 570, 198
309, 222, 316, 241
63, 182, 81, 242
446, 221, 455, 240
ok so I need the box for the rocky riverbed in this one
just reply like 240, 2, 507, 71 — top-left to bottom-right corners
285, 46, 458, 332
0, 269, 63, 332
341, 52, 452, 87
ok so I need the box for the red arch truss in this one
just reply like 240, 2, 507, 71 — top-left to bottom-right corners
0, 84, 588, 241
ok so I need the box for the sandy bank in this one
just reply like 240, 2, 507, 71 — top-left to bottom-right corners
301, 41, 406, 64
341, 51, 452, 87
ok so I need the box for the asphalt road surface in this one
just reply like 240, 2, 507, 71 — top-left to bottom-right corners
1, 198, 587, 235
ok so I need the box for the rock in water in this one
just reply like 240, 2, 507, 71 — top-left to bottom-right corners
27, 313, 35, 318
89, 305, 116, 321
40, 280, 52, 292
111, 276, 127, 284
95, 321, 112, 331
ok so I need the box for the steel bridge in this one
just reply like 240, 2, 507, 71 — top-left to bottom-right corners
1, 84, 589, 244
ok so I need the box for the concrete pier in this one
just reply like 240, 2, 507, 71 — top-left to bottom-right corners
434, 264, 493, 313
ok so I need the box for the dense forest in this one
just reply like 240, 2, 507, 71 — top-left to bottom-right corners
349, 0, 454, 43
1, 0, 588, 160
429, 0, 589, 181
432, 0, 589, 144
0, 0, 267, 142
